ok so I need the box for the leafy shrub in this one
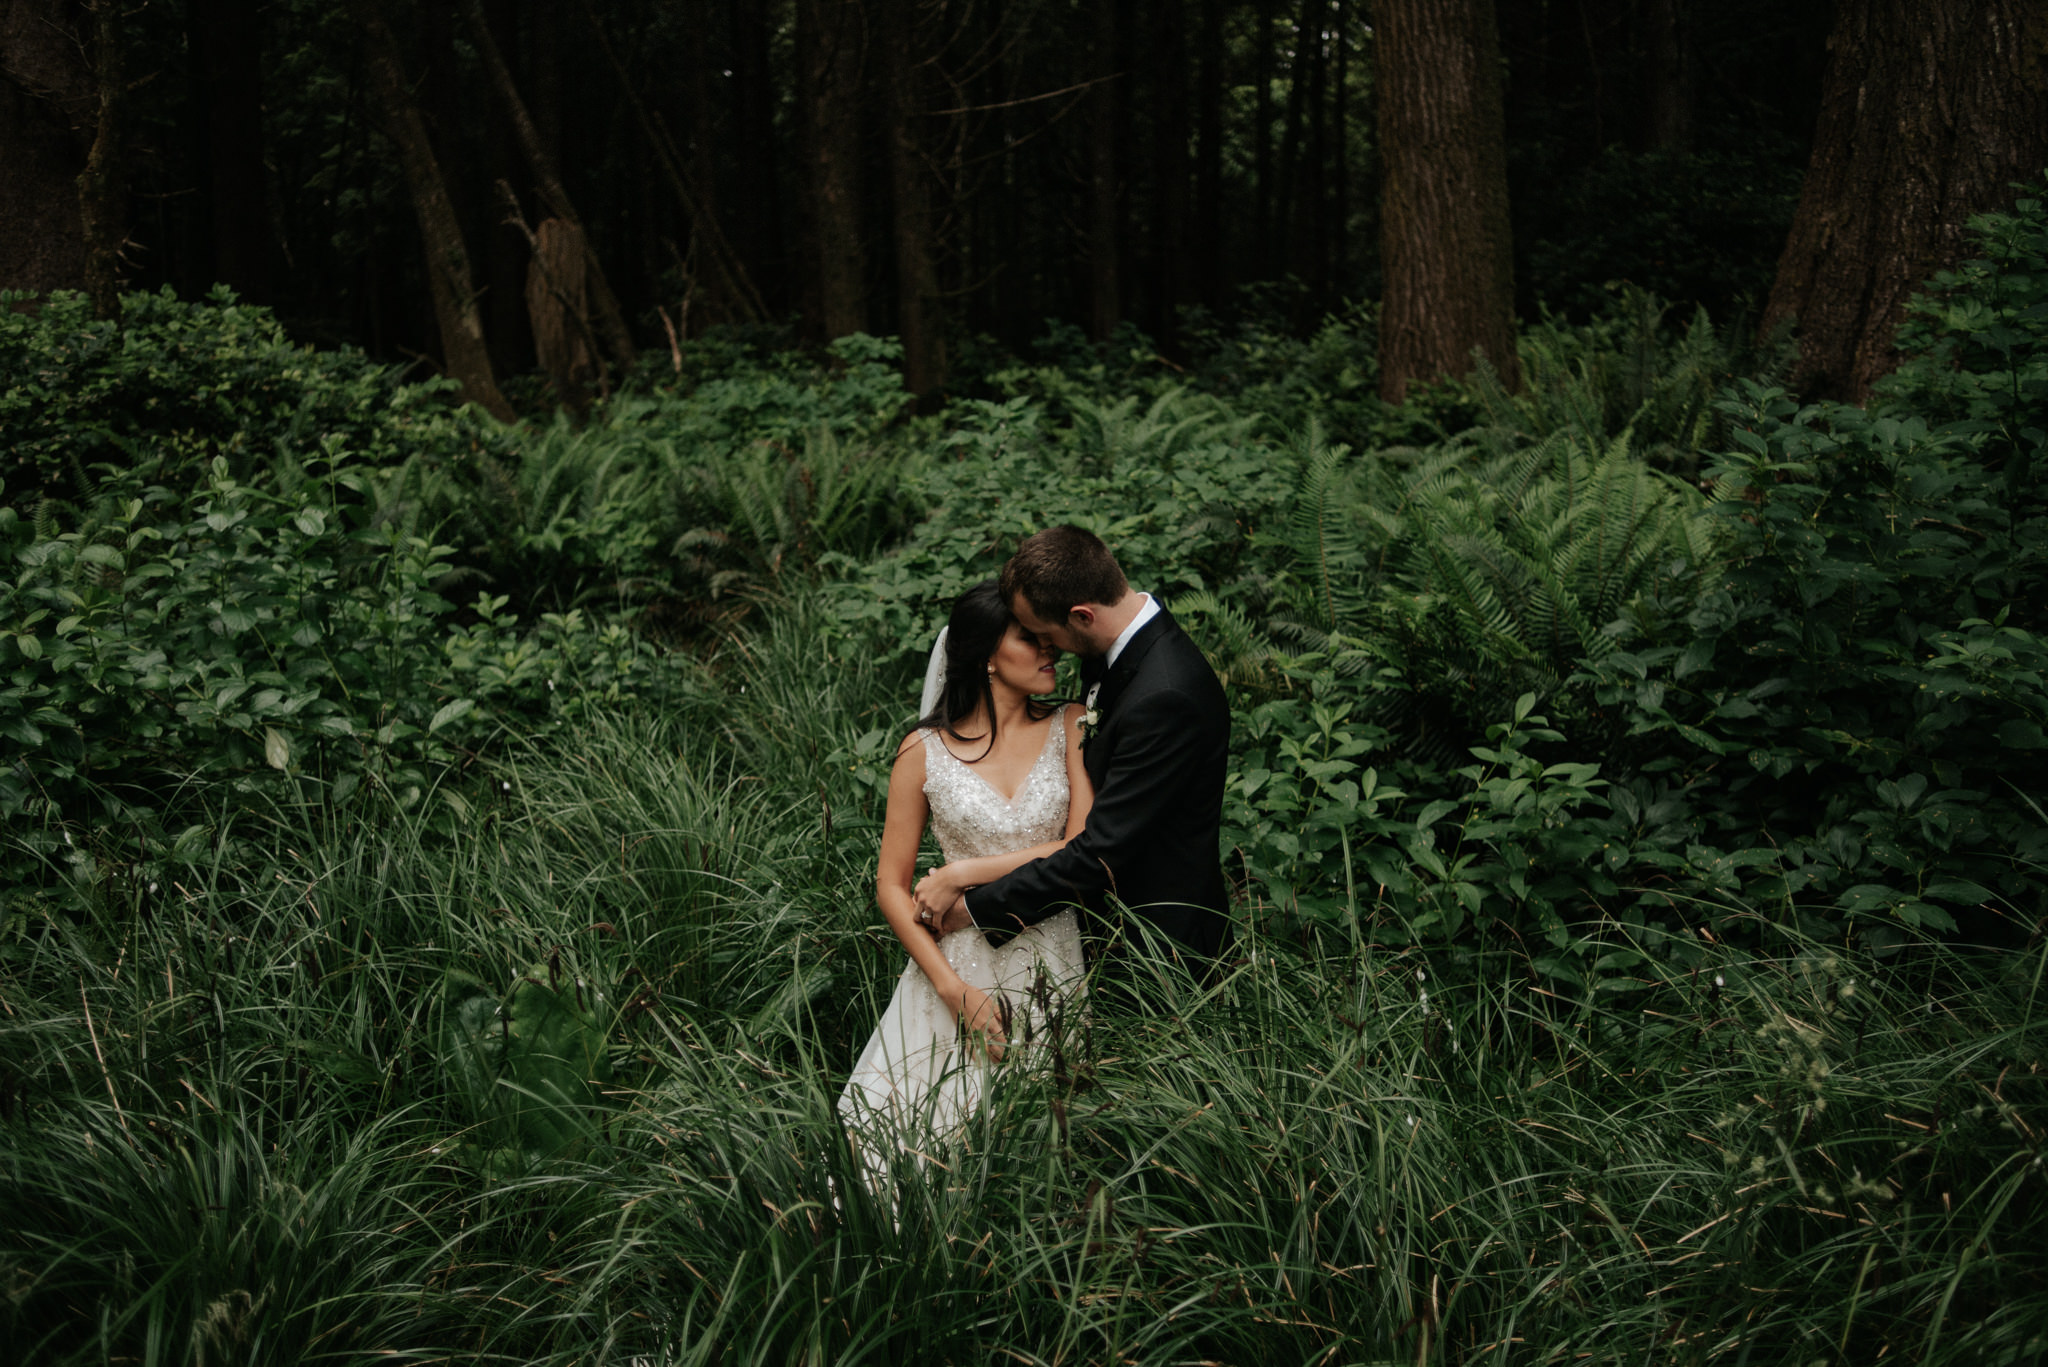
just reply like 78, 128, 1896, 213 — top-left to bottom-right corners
1585, 381, 2048, 939
0, 448, 675, 915
0, 286, 502, 501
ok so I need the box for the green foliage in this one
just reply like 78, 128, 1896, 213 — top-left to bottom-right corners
819, 386, 1290, 656
0, 447, 674, 914
1584, 379, 2048, 939
2, 679, 2041, 1362
1473, 284, 1794, 472
431, 335, 926, 621
0, 287, 500, 501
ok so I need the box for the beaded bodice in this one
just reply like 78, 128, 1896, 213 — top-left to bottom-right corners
920, 706, 1070, 863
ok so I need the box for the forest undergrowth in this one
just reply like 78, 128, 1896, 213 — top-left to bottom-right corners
4, 196, 2048, 1363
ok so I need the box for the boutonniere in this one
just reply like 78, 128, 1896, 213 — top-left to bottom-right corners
1079, 707, 1102, 748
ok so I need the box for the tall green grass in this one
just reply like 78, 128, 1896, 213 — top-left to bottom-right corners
3, 615, 2043, 1364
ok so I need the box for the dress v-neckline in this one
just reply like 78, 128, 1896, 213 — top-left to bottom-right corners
933, 708, 1062, 805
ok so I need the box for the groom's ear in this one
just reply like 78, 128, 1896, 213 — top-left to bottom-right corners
1067, 605, 1096, 631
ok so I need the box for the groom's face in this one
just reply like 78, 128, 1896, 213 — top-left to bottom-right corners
1011, 593, 1097, 658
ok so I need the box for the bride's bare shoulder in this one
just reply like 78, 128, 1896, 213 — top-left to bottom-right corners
894, 727, 931, 768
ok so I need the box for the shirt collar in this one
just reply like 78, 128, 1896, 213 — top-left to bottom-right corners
1103, 593, 1159, 670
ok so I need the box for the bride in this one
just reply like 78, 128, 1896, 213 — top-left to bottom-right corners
837, 579, 1093, 1166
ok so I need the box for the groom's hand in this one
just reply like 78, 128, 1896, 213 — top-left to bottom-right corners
936, 895, 975, 937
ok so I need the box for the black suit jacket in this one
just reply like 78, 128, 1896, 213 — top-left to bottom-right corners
968, 605, 1231, 964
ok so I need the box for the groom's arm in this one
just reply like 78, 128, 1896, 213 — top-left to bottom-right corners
965, 686, 1208, 941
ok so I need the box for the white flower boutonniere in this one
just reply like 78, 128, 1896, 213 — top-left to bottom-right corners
1079, 707, 1102, 748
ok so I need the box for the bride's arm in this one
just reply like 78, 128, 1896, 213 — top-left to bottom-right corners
877, 737, 1007, 1050
914, 708, 1097, 910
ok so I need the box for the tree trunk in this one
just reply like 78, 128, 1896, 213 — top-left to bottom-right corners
1331, 0, 1349, 289
347, 0, 514, 421
461, 0, 636, 373
683, 12, 735, 326
527, 216, 594, 406
799, 0, 869, 340
879, 0, 945, 395
76, 0, 125, 319
729, 0, 785, 313
1375, 0, 1519, 402
1252, 0, 1275, 277
0, 0, 92, 294
1193, 0, 1226, 308
1638, 0, 1693, 153
1762, 0, 2048, 402
187, 0, 272, 303
1087, 0, 1123, 340
1149, 0, 1192, 349
1273, 0, 1320, 280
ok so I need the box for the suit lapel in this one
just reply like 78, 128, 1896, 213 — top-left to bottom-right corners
1092, 609, 1173, 719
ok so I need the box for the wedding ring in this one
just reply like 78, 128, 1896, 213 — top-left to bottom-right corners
919, 910, 932, 924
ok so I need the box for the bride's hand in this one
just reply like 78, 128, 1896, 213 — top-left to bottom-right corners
956, 983, 1008, 1061
913, 864, 966, 919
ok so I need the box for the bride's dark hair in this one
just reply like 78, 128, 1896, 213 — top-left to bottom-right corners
918, 578, 1056, 759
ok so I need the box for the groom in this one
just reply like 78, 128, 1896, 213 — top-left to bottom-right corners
934, 525, 1231, 982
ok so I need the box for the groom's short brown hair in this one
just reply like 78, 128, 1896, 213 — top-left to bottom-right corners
1001, 525, 1129, 621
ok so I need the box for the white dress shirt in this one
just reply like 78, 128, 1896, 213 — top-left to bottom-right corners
1086, 592, 1158, 709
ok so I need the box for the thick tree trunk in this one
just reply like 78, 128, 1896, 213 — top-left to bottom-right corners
347, 0, 514, 422
799, 0, 869, 340
0, 0, 92, 293
1762, 0, 2048, 402
879, 0, 945, 395
187, 0, 271, 303
1375, 0, 1519, 402
461, 0, 636, 373
76, 0, 125, 319
1087, 0, 1123, 341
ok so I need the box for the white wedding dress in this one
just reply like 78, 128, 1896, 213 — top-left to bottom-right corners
838, 706, 1086, 1174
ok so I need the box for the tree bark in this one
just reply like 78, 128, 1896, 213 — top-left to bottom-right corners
1149, 0, 1192, 349
1193, 0, 1226, 308
187, 0, 272, 303
799, 0, 869, 340
1375, 0, 1519, 401
1762, 0, 2048, 402
76, 0, 126, 319
0, 0, 92, 294
879, 0, 946, 394
1252, 0, 1275, 277
347, 0, 514, 421
1638, 0, 1693, 152
1087, 0, 1123, 340
460, 0, 636, 373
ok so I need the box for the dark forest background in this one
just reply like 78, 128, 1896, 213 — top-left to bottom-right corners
8, 1, 1835, 389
